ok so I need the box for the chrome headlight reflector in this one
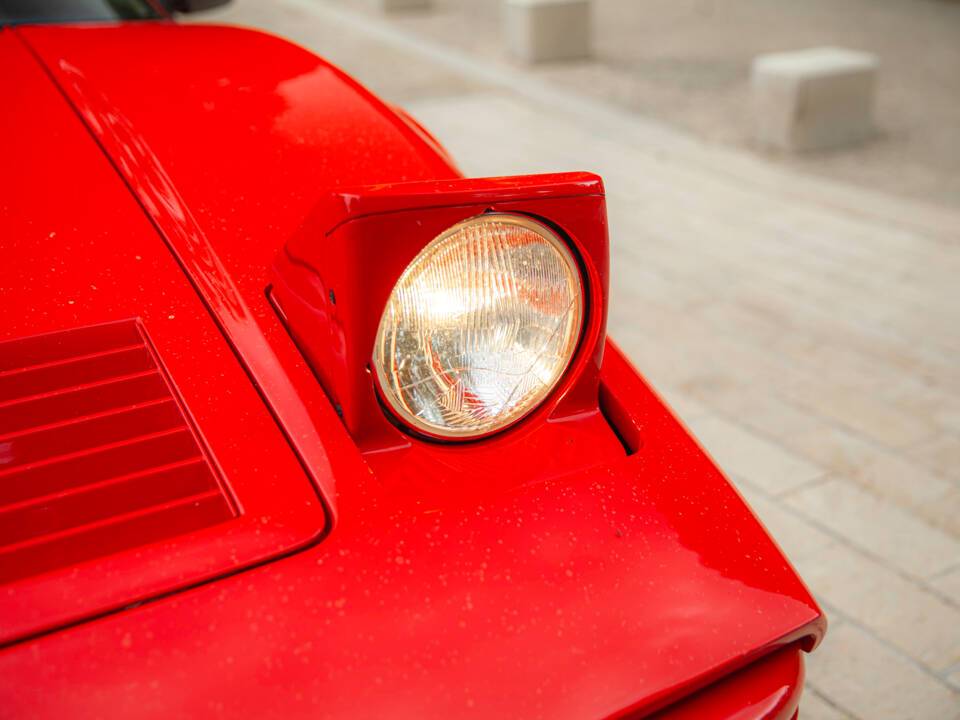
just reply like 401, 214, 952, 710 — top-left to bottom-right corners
373, 213, 584, 439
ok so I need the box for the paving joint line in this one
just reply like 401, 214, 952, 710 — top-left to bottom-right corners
699, 402, 955, 542
736, 472, 960, 611
805, 683, 863, 720
689, 378, 958, 514
813, 600, 960, 693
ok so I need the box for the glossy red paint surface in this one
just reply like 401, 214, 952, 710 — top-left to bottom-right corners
0, 28, 325, 646
1, 20, 824, 719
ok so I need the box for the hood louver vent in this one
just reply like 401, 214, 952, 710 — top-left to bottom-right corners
0, 320, 235, 584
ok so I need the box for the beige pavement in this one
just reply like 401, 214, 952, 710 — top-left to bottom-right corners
351, 0, 960, 209
196, 1, 960, 717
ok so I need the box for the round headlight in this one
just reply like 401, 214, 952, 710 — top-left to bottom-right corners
373, 213, 584, 439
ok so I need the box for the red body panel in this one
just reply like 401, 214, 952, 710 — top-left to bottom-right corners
0, 21, 824, 719
648, 644, 804, 720
0, 29, 325, 646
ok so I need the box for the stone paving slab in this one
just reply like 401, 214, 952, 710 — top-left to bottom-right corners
785, 479, 960, 581
807, 623, 960, 719
343, 0, 960, 208
194, 1, 960, 717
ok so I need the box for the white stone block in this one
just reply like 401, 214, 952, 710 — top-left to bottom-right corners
502, 0, 590, 63
365, 0, 430, 11
751, 46, 878, 152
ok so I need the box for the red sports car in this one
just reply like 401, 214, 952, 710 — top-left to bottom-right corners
0, 2, 824, 718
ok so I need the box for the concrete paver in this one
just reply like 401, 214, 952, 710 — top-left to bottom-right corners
910, 433, 960, 486
785, 424, 954, 511
799, 689, 857, 720
784, 479, 960, 580
807, 623, 960, 719
931, 568, 960, 606
798, 541, 960, 673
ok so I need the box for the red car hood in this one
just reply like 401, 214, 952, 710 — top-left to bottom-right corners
0, 23, 823, 720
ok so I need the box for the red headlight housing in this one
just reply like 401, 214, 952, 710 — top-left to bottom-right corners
271, 172, 625, 507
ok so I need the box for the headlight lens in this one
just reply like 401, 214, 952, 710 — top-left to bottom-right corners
373, 213, 584, 439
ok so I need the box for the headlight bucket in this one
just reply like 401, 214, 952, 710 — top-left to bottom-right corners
272, 172, 621, 499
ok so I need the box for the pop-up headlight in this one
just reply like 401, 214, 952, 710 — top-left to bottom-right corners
272, 171, 610, 456
373, 214, 583, 439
